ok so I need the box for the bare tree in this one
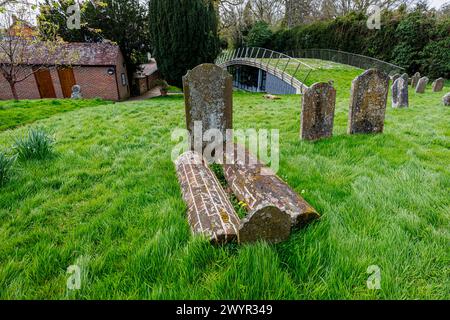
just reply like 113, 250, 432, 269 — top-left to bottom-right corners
285, 0, 422, 28
0, 8, 73, 99
249, 0, 285, 24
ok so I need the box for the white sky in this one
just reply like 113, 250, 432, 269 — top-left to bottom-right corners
429, 0, 449, 8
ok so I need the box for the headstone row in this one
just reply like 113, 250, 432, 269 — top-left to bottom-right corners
411, 72, 445, 94
301, 69, 390, 140
301, 70, 448, 140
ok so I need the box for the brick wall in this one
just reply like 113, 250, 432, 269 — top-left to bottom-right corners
0, 64, 130, 101
0, 66, 41, 100
72, 66, 119, 100
147, 71, 161, 89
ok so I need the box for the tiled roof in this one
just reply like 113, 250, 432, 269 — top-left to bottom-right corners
0, 41, 121, 66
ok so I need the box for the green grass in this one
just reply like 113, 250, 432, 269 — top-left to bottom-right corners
264, 58, 364, 92
167, 85, 183, 93
0, 99, 114, 132
0, 61, 449, 299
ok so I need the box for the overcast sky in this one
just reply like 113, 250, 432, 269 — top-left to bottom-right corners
429, 0, 448, 7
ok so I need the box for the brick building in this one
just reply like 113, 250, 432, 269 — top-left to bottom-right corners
133, 59, 161, 96
0, 42, 130, 101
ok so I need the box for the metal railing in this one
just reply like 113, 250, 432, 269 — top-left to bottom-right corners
215, 47, 315, 93
285, 49, 405, 76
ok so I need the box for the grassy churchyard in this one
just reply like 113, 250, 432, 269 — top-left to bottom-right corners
0, 61, 449, 299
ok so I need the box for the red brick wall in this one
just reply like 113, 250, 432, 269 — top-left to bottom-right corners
0, 65, 130, 101
72, 66, 119, 100
147, 71, 161, 89
0, 66, 41, 100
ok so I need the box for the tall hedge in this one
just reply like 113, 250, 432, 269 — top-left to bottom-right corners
269, 11, 450, 79
149, 0, 220, 87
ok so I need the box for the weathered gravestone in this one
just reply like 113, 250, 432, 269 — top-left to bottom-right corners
175, 151, 240, 244
183, 64, 233, 151
411, 72, 420, 88
391, 74, 400, 83
348, 69, 389, 134
443, 93, 450, 106
401, 73, 409, 81
392, 77, 409, 108
415, 77, 429, 94
432, 78, 445, 92
71, 85, 82, 99
223, 143, 320, 230
301, 82, 336, 141
175, 151, 293, 244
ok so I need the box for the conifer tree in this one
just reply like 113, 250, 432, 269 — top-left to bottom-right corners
149, 0, 220, 87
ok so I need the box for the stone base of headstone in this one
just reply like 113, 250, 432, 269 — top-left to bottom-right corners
223, 143, 320, 229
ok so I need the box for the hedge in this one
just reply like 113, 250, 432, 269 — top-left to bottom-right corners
268, 11, 450, 79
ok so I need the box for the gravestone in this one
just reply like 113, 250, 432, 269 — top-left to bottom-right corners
401, 73, 409, 81
71, 85, 82, 99
443, 93, 450, 106
223, 143, 320, 229
432, 78, 445, 92
392, 77, 409, 108
348, 69, 389, 134
301, 82, 336, 141
183, 64, 233, 151
175, 151, 240, 244
411, 72, 420, 88
415, 77, 429, 94
391, 74, 400, 83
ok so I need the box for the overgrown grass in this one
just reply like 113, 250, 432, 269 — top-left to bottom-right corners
0, 99, 114, 132
0, 62, 448, 300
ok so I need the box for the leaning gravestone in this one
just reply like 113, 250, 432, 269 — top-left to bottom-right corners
392, 77, 409, 108
443, 93, 450, 106
411, 72, 420, 89
415, 77, 429, 94
348, 69, 389, 134
183, 64, 233, 151
71, 85, 82, 99
301, 82, 336, 141
432, 78, 445, 92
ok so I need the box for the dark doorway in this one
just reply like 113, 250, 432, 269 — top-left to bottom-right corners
34, 68, 57, 98
57, 67, 76, 98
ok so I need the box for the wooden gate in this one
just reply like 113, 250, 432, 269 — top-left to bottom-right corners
34, 68, 57, 98
57, 67, 76, 98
